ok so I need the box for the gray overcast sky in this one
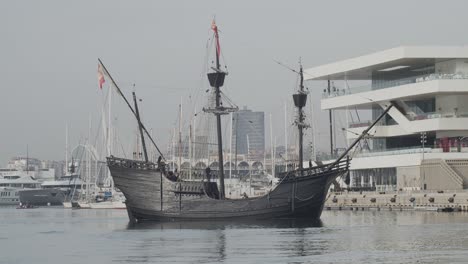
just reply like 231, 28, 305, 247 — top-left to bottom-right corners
2, 0, 468, 164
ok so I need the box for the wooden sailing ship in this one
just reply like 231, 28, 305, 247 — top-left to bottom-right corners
104, 21, 392, 223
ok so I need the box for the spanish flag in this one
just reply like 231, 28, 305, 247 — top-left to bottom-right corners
98, 63, 106, 89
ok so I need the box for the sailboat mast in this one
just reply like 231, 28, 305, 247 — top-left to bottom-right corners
269, 113, 274, 177
189, 123, 192, 180
26, 144, 29, 176
178, 101, 182, 174
172, 128, 176, 171
108, 80, 112, 156
229, 112, 232, 180
65, 123, 68, 173
328, 80, 333, 157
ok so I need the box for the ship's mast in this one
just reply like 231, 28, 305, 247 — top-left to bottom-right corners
97, 59, 166, 161
178, 100, 182, 174
132, 91, 148, 163
327, 80, 333, 157
213, 21, 226, 199
292, 61, 308, 172
26, 145, 29, 176
203, 20, 237, 199
65, 123, 68, 173
284, 101, 288, 171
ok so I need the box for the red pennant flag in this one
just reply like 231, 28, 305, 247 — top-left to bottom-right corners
97, 63, 106, 89
211, 20, 221, 57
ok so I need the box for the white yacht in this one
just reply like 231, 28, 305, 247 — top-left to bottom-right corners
0, 175, 41, 205
305, 46, 468, 191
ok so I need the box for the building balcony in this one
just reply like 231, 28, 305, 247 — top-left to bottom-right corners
349, 146, 468, 170
349, 111, 468, 129
347, 115, 468, 139
321, 76, 468, 110
354, 146, 468, 158
323, 73, 468, 99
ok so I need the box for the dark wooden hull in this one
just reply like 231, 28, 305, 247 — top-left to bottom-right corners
107, 157, 348, 223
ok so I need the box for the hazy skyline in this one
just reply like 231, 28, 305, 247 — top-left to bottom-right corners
2, 0, 468, 165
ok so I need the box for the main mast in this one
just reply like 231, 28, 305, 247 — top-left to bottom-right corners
212, 20, 225, 199
203, 20, 237, 199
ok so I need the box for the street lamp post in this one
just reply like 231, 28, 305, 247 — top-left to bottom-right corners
420, 132, 427, 160
420, 132, 427, 190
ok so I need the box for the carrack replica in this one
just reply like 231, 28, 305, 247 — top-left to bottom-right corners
103, 21, 392, 223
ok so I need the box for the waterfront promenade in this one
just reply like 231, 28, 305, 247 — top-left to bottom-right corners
326, 190, 468, 211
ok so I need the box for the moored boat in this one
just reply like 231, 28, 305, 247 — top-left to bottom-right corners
0, 176, 41, 205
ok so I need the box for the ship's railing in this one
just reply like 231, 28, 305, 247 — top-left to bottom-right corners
322, 73, 468, 98
410, 111, 468, 120
106, 156, 158, 170
278, 158, 349, 181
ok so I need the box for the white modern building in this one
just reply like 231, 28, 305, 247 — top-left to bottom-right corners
305, 46, 468, 191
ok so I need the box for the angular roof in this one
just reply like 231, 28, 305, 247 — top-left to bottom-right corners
304, 46, 468, 80
0, 176, 39, 184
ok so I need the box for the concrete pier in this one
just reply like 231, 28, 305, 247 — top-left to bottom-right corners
325, 190, 468, 212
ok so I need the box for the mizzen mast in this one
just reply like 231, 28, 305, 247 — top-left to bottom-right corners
292, 61, 308, 172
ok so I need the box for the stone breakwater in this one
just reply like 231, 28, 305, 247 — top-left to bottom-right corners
325, 190, 468, 211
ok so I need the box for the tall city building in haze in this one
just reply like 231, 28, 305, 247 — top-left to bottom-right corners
232, 107, 265, 157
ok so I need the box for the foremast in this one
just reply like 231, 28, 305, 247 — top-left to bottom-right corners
203, 20, 237, 199
97, 59, 166, 162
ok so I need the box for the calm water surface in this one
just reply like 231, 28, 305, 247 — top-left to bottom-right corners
1, 207, 468, 264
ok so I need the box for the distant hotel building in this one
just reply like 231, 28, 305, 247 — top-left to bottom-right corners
232, 107, 265, 158
1, 156, 58, 182
306, 46, 468, 191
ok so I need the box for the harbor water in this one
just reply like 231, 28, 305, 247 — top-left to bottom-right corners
1, 208, 468, 264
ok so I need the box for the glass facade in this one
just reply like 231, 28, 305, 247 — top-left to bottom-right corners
232, 108, 265, 157
350, 168, 396, 191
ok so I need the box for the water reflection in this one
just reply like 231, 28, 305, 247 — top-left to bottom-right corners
2, 208, 468, 264
126, 217, 323, 230
216, 229, 226, 262
120, 218, 324, 263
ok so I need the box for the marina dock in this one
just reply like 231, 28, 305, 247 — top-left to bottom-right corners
325, 190, 468, 211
